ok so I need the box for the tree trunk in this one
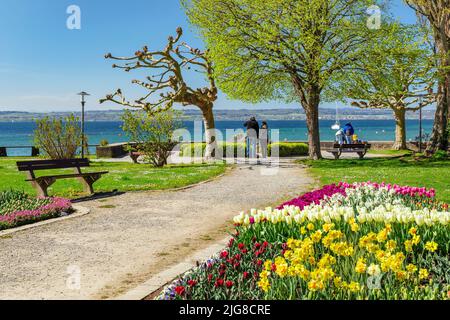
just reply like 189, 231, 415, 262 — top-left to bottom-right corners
304, 87, 322, 160
201, 105, 218, 160
292, 75, 322, 159
392, 108, 407, 150
426, 25, 449, 154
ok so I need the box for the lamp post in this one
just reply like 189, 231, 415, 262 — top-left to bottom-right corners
77, 91, 90, 158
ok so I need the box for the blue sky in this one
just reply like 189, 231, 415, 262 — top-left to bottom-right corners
0, 0, 418, 112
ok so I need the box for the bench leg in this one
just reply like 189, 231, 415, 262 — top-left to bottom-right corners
78, 174, 102, 195
357, 151, 366, 159
32, 177, 56, 197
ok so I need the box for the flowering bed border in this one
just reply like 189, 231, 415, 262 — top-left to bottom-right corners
0, 197, 73, 230
158, 181, 449, 300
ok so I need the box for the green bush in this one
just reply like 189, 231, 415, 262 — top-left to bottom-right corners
432, 150, 448, 160
34, 114, 82, 159
180, 142, 246, 157
269, 142, 309, 157
180, 142, 309, 157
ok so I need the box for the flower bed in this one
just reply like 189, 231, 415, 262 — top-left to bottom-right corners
0, 190, 72, 230
160, 182, 450, 300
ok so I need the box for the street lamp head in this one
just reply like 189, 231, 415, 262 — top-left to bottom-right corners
77, 91, 90, 103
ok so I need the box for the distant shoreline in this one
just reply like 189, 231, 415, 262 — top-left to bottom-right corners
0, 108, 436, 122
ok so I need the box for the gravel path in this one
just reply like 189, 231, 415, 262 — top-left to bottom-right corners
0, 159, 314, 300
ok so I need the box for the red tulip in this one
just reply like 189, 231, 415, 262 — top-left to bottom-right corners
215, 279, 224, 287
243, 272, 249, 280
187, 280, 197, 287
226, 280, 234, 288
175, 286, 185, 296
220, 251, 229, 259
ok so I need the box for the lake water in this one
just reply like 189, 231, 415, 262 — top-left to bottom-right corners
0, 120, 433, 156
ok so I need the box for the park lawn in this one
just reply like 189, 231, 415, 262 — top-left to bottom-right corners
367, 149, 413, 156
300, 156, 450, 203
0, 158, 227, 198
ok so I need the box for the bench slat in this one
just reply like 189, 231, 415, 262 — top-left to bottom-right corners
25, 171, 109, 181
17, 158, 90, 171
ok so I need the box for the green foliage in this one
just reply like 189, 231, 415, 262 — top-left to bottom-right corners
432, 150, 448, 160
180, 142, 308, 157
180, 142, 246, 158
331, 22, 436, 110
183, 0, 384, 103
34, 114, 82, 160
99, 139, 109, 147
0, 190, 52, 216
269, 142, 309, 157
122, 109, 182, 167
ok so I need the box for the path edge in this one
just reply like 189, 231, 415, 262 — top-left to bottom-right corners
114, 237, 230, 300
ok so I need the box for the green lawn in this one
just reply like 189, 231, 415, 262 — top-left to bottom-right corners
300, 155, 450, 203
367, 149, 413, 156
0, 158, 227, 198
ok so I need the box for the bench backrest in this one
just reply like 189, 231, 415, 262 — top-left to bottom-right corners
16, 158, 90, 171
333, 143, 370, 148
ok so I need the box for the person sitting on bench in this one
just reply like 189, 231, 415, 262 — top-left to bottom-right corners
335, 128, 346, 145
343, 123, 355, 144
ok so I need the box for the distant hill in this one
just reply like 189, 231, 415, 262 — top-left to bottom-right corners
0, 108, 436, 122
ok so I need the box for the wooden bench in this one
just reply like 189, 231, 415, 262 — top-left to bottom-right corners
16, 158, 108, 197
327, 143, 371, 160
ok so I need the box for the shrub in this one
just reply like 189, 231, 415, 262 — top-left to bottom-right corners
180, 142, 309, 158
269, 142, 309, 157
179, 142, 246, 158
34, 114, 82, 159
432, 150, 448, 160
99, 139, 109, 147
122, 109, 182, 167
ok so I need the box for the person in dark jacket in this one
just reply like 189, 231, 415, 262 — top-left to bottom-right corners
342, 123, 355, 144
244, 117, 259, 158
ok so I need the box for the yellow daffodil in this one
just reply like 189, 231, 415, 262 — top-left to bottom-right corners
424, 241, 438, 253
307, 223, 315, 231
322, 223, 335, 233
311, 230, 322, 243
412, 234, 421, 245
355, 258, 367, 274
409, 227, 417, 236
406, 264, 417, 274
419, 268, 429, 280
404, 240, 413, 252
385, 240, 396, 252
348, 281, 361, 293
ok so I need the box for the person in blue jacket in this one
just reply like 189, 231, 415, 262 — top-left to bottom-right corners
342, 123, 354, 144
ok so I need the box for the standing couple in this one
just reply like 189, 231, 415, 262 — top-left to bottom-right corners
243, 117, 269, 159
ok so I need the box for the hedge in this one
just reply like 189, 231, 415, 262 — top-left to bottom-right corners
179, 142, 308, 157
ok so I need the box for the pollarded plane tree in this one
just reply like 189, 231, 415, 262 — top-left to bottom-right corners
405, 0, 450, 153
347, 24, 436, 150
100, 27, 219, 159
